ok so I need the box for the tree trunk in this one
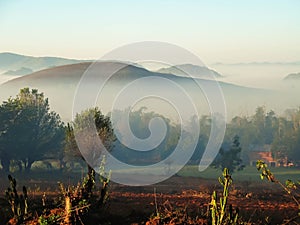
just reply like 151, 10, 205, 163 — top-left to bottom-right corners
17, 161, 23, 172
88, 164, 94, 178
59, 158, 66, 172
1, 153, 10, 173
83, 164, 95, 199
24, 159, 33, 173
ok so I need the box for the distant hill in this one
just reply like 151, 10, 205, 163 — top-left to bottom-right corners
213, 61, 300, 66
283, 72, 300, 81
3, 67, 33, 76
0, 62, 277, 121
157, 64, 222, 79
0, 52, 89, 76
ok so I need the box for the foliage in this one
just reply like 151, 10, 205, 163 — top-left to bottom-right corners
111, 108, 180, 165
257, 160, 300, 221
38, 213, 61, 225
97, 155, 112, 206
5, 175, 28, 223
189, 115, 210, 164
56, 155, 111, 224
146, 200, 207, 225
64, 107, 115, 172
210, 168, 239, 225
227, 106, 300, 164
0, 88, 65, 172
3, 157, 112, 224
146, 168, 245, 225
213, 135, 244, 173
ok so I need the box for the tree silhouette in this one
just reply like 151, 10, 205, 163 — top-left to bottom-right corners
0, 88, 64, 173
64, 107, 115, 177
213, 135, 244, 173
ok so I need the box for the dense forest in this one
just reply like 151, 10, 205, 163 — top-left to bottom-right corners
0, 88, 300, 173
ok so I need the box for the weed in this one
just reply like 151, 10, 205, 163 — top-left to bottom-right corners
146, 168, 245, 225
210, 168, 239, 225
38, 213, 61, 225
146, 200, 207, 225
256, 160, 300, 223
56, 156, 111, 224
5, 175, 28, 224
256, 160, 300, 207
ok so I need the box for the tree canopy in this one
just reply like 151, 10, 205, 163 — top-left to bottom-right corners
0, 88, 65, 172
213, 135, 244, 173
64, 107, 115, 173
226, 107, 300, 164
109, 108, 180, 165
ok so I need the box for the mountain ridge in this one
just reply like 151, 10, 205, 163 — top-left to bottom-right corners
213, 61, 300, 66
0, 52, 90, 76
3, 62, 263, 92
283, 72, 300, 80
0, 61, 278, 121
157, 64, 222, 79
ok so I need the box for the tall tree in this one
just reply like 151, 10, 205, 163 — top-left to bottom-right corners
0, 88, 65, 172
265, 110, 277, 144
213, 135, 244, 173
273, 108, 300, 162
252, 106, 266, 145
0, 97, 18, 172
65, 107, 115, 177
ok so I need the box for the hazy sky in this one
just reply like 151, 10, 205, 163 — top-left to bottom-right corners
1, 0, 300, 64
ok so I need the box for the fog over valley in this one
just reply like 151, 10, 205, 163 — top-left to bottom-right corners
1, 55, 299, 122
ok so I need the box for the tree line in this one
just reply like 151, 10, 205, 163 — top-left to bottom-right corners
0, 88, 299, 174
226, 106, 300, 164
0, 88, 114, 174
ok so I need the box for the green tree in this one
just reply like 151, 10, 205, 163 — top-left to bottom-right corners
0, 97, 17, 172
190, 115, 210, 164
213, 135, 244, 173
265, 110, 277, 144
273, 109, 300, 162
110, 108, 180, 164
64, 107, 115, 177
0, 88, 65, 173
226, 115, 255, 161
252, 106, 266, 145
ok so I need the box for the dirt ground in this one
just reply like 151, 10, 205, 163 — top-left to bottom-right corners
0, 175, 299, 225
105, 176, 299, 224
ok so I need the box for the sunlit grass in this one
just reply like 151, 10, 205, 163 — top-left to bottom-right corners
178, 165, 300, 182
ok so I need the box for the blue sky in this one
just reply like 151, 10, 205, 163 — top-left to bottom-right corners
1, 0, 300, 64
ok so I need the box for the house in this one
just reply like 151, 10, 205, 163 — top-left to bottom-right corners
248, 145, 277, 167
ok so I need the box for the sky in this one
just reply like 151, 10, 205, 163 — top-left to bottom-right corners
1, 0, 300, 64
